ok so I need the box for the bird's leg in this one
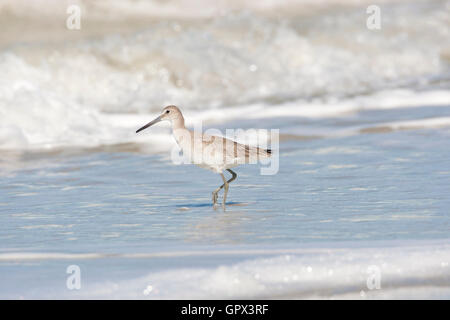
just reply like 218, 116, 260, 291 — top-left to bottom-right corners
220, 173, 228, 209
212, 177, 223, 207
212, 188, 219, 207
226, 169, 237, 184
223, 170, 237, 208
216, 169, 238, 192
212, 170, 238, 208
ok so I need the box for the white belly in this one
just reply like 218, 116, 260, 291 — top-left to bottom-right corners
173, 129, 242, 173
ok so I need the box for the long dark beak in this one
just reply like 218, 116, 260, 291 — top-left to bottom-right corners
136, 115, 162, 133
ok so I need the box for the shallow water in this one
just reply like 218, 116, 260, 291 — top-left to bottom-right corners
1, 120, 450, 298
2, 127, 450, 249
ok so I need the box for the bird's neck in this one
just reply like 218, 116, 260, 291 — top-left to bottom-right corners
171, 116, 185, 131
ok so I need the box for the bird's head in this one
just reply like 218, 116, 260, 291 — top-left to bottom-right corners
136, 105, 183, 133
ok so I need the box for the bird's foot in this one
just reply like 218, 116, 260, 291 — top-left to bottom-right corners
212, 192, 218, 206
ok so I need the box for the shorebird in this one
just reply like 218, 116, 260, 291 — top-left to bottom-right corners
136, 105, 271, 208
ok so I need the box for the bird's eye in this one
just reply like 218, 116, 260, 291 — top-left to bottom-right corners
166, 110, 170, 114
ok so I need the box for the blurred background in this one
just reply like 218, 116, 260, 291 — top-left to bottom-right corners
1, 0, 450, 299
0, 0, 449, 153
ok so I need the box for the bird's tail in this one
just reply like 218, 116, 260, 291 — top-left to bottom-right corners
257, 147, 272, 158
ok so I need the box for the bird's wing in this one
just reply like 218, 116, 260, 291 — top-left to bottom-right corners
200, 134, 270, 164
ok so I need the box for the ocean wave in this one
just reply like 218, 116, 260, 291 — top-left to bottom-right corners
1, 85, 449, 152
7, 240, 449, 299
3, 4, 447, 113
0, 0, 449, 151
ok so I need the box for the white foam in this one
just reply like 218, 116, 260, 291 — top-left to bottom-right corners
372, 117, 450, 131
23, 240, 448, 299
0, 252, 106, 261
0, 0, 418, 20
1, 83, 449, 152
0, 0, 448, 151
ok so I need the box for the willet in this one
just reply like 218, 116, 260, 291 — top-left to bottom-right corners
136, 105, 271, 208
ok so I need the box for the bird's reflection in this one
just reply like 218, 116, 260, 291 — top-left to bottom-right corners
183, 205, 252, 244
